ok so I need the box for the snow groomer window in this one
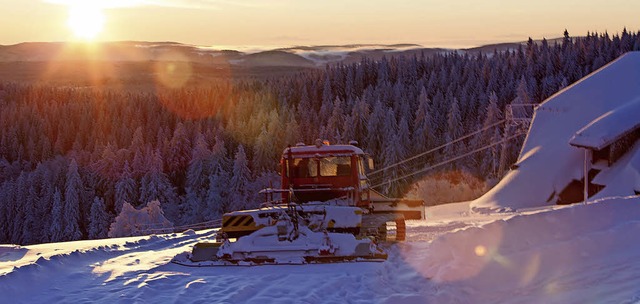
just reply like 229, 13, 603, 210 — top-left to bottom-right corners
319, 157, 351, 177
293, 158, 317, 177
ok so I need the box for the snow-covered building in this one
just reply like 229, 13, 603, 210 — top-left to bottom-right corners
472, 52, 640, 211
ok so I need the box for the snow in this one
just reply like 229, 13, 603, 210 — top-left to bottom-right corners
570, 96, 640, 150
212, 225, 381, 265
473, 52, 640, 210
3, 196, 640, 303
283, 143, 365, 157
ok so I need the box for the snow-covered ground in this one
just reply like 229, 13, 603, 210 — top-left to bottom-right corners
2, 196, 640, 304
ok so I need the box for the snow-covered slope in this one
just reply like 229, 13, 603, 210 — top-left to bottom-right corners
2, 196, 640, 303
473, 52, 640, 210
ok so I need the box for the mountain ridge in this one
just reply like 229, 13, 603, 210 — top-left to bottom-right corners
0, 38, 564, 67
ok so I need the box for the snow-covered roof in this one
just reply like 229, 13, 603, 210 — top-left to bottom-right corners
282, 144, 365, 158
472, 51, 640, 210
569, 96, 640, 150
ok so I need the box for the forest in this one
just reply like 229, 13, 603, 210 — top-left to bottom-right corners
1, 29, 639, 245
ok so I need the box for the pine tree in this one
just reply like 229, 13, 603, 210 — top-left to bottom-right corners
381, 109, 403, 196
284, 112, 302, 146
64, 159, 83, 241
0, 181, 11, 241
88, 196, 110, 239
366, 100, 385, 156
49, 188, 64, 242
324, 97, 345, 143
129, 126, 145, 153
228, 145, 252, 211
166, 122, 191, 188
252, 126, 273, 173
93, 143, 120, 188
183, 133, 213, 224
11, 172, 28, 243
397, 117, 411, 156
412, 87, 433, 154
479, 92, 503, 178
35, 165, 55, 243
205, 137, 231, 218
131, 147, 147, 178
20, 182, 38, 245
206, 172, 225, 220
267, 109, 285, 156
346, 97, 370, 145
444, 98, 463, 159
115, 161, 137, 213
297, 85, 315, 142
139, 150, 178, 222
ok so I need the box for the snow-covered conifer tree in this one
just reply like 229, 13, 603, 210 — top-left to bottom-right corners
324, 97, 345, 143
64, 159, 83, 241
166, 122, 191, 186
479, 92, 503, 178
108, 202, 139, 238
11, 173, 28, 243
444, 98, 463, 159
0, 181, 11, 241
366, 100, 385, 155
252, 126, 273, 173
49, 188, 64, 242
229, 145, 252, 211
346, 97, 370, 146
183, 133, 213, 224
108, 200, 174, 238
284, 112, 302, 146
20, 182, 38, 245
88, 196, 110, 239
115, 161, 137, 213
381, 109, 402, 195
205, 137, 231, 218
412, 87, 433, 154
139, 150, 178, 221
145, 200, 174, 234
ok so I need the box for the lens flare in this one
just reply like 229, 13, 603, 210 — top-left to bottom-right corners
474, 245, 487, 257
154, 51, 193, 89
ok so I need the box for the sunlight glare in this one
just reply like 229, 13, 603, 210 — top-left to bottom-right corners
474, 245, 487, 257
67, 4, 105, 40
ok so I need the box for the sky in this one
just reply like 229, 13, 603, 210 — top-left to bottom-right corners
1, 0, 639, 48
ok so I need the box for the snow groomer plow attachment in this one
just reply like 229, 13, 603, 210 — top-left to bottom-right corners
173, 204, 388, 266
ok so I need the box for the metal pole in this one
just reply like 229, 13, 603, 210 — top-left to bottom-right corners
584, 149, 589, 204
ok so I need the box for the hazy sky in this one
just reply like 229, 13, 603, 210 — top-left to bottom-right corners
1, 0, 639, 48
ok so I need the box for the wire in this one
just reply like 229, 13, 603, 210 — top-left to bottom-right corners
371, 131, 526, 189
368, 119, 507, 176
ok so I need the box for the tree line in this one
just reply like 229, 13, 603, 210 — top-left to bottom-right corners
1, 29, 639, 245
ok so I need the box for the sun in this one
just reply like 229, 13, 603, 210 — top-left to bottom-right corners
67, 4, 105, 40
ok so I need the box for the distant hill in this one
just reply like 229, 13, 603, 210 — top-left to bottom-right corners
0, 39, 565, 67
0, 38, 567, 88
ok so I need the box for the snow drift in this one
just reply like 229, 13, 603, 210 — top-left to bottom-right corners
404, 196, 640, 303
2, 196, 640, 303
473, 51, 640, 211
